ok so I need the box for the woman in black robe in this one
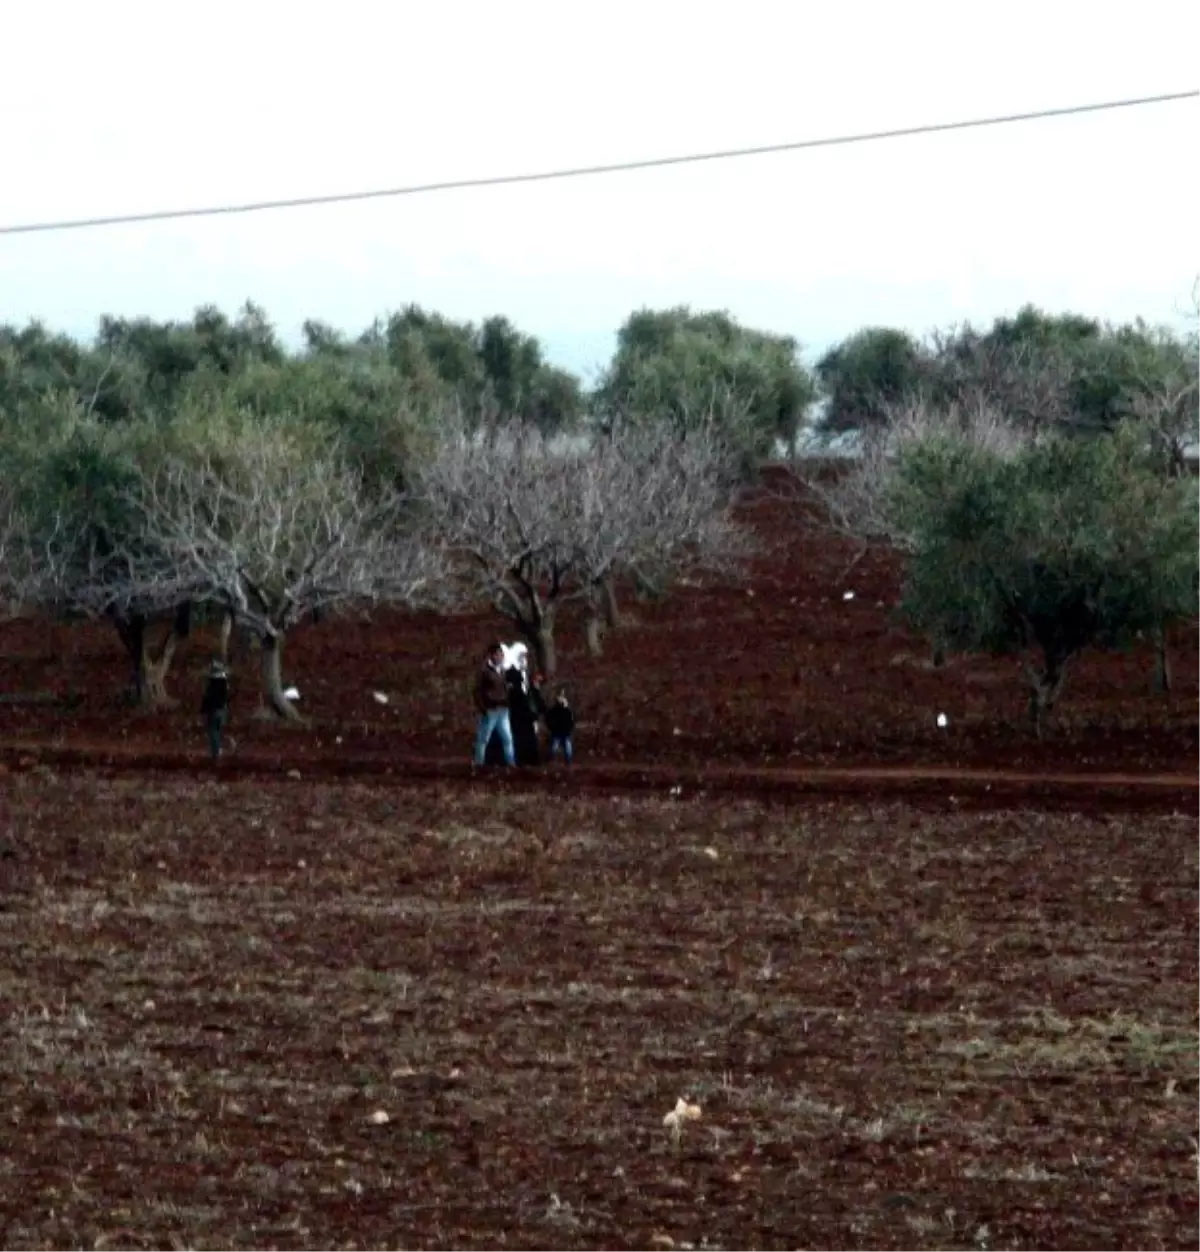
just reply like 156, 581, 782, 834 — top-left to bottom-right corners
484, 643, 543, 766
505, 645, 543, 766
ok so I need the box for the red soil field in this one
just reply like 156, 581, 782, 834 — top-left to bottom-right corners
0, 474, 1196, 1249
0, 479, 1196, 804
0, 779, 1195, 1250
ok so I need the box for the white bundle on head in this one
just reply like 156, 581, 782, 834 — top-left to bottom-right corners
502, 642, 530, 689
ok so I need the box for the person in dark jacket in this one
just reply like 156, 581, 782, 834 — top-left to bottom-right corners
545, 688, 575, 765
498, 643, 546, 766
200, 658, 231, 760
474, 642, 515, 767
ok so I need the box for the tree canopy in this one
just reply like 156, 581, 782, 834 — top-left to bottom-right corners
597, 306, 817, 467
884, 423, 1199, 730
813, 304, 1197, 440
815, 327, 928, 435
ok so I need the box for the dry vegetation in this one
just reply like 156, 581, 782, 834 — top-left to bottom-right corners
1, 773, 1195, 1250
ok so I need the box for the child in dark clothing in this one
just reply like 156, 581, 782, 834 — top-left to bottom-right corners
545, 689, 575, 765
200, 659, 231, 760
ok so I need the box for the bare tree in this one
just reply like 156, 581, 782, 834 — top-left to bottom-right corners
117, 433, 443, 718
576, 422, 750, 651
787, 397, 1035, 572
926, 328, 1080, 433
418, 420, 750, 675
1127, 371, 1199, 479
35, 502, 194, 706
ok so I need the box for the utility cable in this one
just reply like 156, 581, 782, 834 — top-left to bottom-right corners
0, 90, 1194, 237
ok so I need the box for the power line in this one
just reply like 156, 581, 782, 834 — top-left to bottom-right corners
2, 89, 1195, 238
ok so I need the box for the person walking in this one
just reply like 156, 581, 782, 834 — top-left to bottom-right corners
473, 641, 515, 767
200, 658, 231, 761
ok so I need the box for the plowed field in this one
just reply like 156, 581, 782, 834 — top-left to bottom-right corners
1, 779, 1196, 1249
0, 478, 1196, 1248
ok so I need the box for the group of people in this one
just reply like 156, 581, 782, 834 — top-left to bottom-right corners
473, 640, 575, 768
198, 639, 578, 771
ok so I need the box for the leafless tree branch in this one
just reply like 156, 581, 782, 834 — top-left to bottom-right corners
417, 419, 750, 672
118, 438, 442, 639
926, 328, 1079, 432
781, 396, 1036, 564
1121, 323, 1199, 479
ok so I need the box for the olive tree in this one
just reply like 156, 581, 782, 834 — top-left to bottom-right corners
41, 415, 208, 705
1122, 324, 1199, 482
0, 397, 196, 704
786, 397, 1034, 587
885, 424, 1198, 734
596, 307, 816, 468
417, 420, 750, 676
814, 327, 929, 435
116, 420, 444, 719
1119, 317, 1198, 690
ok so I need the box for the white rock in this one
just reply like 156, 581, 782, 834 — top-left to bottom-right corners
366, 1109, 390, 1125
372, 691, 389, 705
283, 686, 300, 701
937, 713, 949, 728
842, 590, 855, 601
663, 1096, 702, 1127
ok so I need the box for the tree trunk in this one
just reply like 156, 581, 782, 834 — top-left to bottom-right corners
1026, 652, 1069, 738
532, 622, 557, 678
142, 624, 180, 707
601, 576, 623, 629
260, 632, 302, 721
112, 605, 189, 708
515, 613, 558, 678
584, 580, 619, 657
112, 613, 146, 698
507, 589, 559, 678
1153, 624, 1172, 694
632, 566, 661, 604
217, 609, 234, 664
585, 612, 606, 657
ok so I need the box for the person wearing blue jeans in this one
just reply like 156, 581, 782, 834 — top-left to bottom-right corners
473, 642, 515, 766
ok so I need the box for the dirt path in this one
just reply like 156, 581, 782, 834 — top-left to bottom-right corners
2, 738, 1195, 813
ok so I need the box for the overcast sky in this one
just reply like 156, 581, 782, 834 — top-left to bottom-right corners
1, 0, 1196, 379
